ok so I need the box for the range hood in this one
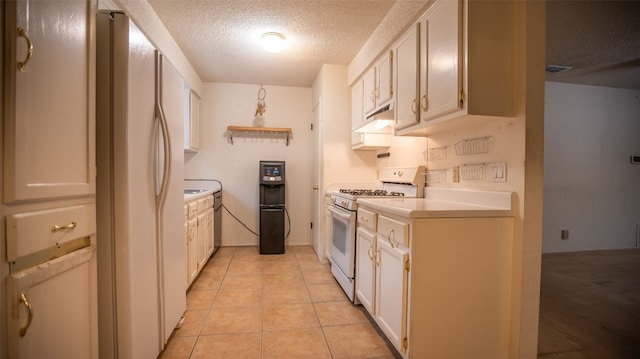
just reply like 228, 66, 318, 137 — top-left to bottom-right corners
354, 103, 394, 134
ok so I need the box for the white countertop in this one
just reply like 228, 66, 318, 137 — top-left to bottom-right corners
356, 188, 514, 219
184, 189, 215, 202
184, 180, 222, 202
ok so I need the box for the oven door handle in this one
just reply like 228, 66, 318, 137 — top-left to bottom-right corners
328, 205, 352, 219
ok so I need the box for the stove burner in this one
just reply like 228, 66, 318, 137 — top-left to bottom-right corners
338, 189, 405, 197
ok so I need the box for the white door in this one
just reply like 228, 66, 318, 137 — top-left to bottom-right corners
376, 238, 409, 354
355, 227, 375, 313
420, 0, 461, 121
158, 54, 187, 344
375, 51, 393, 105
4, 0, 96, 202
394, 23, 420, 130
7, 246, 97, 359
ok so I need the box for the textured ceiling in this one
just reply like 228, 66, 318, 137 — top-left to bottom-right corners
546, 0, 640, 90
147, 0, 399, 87
145, 0, 640, 90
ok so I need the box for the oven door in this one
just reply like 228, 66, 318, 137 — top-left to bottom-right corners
327, 204, 356, 278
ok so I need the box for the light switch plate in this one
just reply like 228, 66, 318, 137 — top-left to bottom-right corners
488, 162, 507, 182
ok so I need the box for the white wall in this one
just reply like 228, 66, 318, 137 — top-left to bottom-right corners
184, 83, 313, 247
543, 82, 640, 252
422, 117, 524, 194
312, 65, 377, 188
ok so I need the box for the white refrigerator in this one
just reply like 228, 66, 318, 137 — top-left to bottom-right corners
95, 12, 186, 359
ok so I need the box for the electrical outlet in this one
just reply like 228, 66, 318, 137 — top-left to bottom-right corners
561, 229, 569, 240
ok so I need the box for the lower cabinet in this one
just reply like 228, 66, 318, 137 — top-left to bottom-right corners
356, 208, 409, 356
355, 227, 375, 313
356, 205, 513, 359
375, 236, 409, 354
7, 245, 96, 358
185, 194, 214, 287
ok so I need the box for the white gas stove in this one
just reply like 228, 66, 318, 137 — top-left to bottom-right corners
327, 166, 425, 302
329, 166, 426, 211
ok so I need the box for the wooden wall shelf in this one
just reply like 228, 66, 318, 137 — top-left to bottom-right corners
227, 126, 292, 145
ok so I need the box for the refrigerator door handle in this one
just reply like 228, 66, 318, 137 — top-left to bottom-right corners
154, 50, 171, 347
154, 51, 172, 208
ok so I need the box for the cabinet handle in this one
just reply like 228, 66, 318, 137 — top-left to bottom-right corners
18, 292, 33, 337
51, 221, 77, 233
421, 94, 428, 111
367, 245, 374, 260
17, 27, 33, 72
387, 228, 399, 248
376, 249, 381, 266
411, 99, 417, 115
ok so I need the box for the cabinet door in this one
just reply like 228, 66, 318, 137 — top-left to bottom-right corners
185, 89, 200, 152
355, 227, 375, 314
7, 246, 96, 359
394, 23, 420, 131
187, 217, 198, 285
3, 0, 96, 202
362, 67, 376, 114
420, 0, 461, 121
197, 212, 207, 270
376, 237, 409, 354
184, 210, 189, 286
375, 51, 393, 105
351, 79, 364, 131
206, 207, 214, 257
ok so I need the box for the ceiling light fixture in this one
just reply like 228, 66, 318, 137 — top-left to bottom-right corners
261, 32, 286, 53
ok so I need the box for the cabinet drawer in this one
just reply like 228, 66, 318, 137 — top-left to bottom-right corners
377, 215, 409, 247
206, 195, 214, 208
188, 202, 198, 218
6, 204, 96, 262
197, 197, 208, 212
357, 208, 377, 231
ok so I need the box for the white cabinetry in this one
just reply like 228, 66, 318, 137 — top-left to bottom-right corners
394, 0, 515, 136
196, 198, 208, 269
375, 231, 409, 353
205, 196, 215, 257
394, 23, 420, 131
355, 208, 376, 313
355, 208, 409, 356
184, 89, 201, 152
351, 57, 393, 151
363, 51, 393, 116
3, 1, 98, 358
186, 202, 198, 286
356, 200, 513, 358
351, 79, 364, 131
418, 0, 462, 123
3, 0, 96, 202
185, 194, 214, 287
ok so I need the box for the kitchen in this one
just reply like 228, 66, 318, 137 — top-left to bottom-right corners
0, 1, 545, 359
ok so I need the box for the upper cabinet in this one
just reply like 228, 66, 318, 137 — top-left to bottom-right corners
393, 23, 420, 131
351, 79, 364, 131
363, 50, 393, 116
396, 0, 516, 136
3, 0, 96, 202
184, 88, 201, 152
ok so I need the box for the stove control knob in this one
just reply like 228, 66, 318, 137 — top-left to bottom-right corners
397, 170, 403, 177
341, 200, 348, 207
331, 197, 336, 203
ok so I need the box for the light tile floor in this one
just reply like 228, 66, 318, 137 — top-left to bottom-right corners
159, 245, 402, 359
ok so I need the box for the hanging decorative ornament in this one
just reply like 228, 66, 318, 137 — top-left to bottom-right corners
255, 85, 267, 117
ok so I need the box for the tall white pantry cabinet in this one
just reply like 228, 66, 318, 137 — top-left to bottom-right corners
2, 1, 98, 358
